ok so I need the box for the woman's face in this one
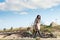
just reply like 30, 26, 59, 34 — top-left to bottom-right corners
37, 15, 41, 19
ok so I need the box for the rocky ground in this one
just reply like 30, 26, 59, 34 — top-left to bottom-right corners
0, 31, 60, 40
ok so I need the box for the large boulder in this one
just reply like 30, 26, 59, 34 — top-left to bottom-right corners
50, 22, 58, 27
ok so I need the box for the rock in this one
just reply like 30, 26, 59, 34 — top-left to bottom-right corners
0, 35, 6, 38
4, 34, 21, 39
21, 32, 32, 37
39, 32, 57, 38
50, 22, 58, 27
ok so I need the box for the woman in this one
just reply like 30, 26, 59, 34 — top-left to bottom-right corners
33, 15, 41, 37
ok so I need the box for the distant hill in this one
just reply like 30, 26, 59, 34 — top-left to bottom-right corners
50, 22, 59, 27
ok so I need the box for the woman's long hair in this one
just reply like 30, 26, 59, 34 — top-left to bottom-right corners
36, 15, 41, 20
33, 15, 41, 31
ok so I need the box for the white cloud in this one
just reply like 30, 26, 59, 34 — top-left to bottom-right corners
20, 12, 28, 15
0, 0, 60, 11
30, 0, 60, 9
14, 12, 28, 15
0, 2, 6, 10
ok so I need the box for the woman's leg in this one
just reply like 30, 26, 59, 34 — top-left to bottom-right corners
38, 30, 42, 37
33, 31, 37, 38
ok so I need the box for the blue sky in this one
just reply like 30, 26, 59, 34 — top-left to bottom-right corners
0, 0, 5, 2
0, 0, 60, 30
